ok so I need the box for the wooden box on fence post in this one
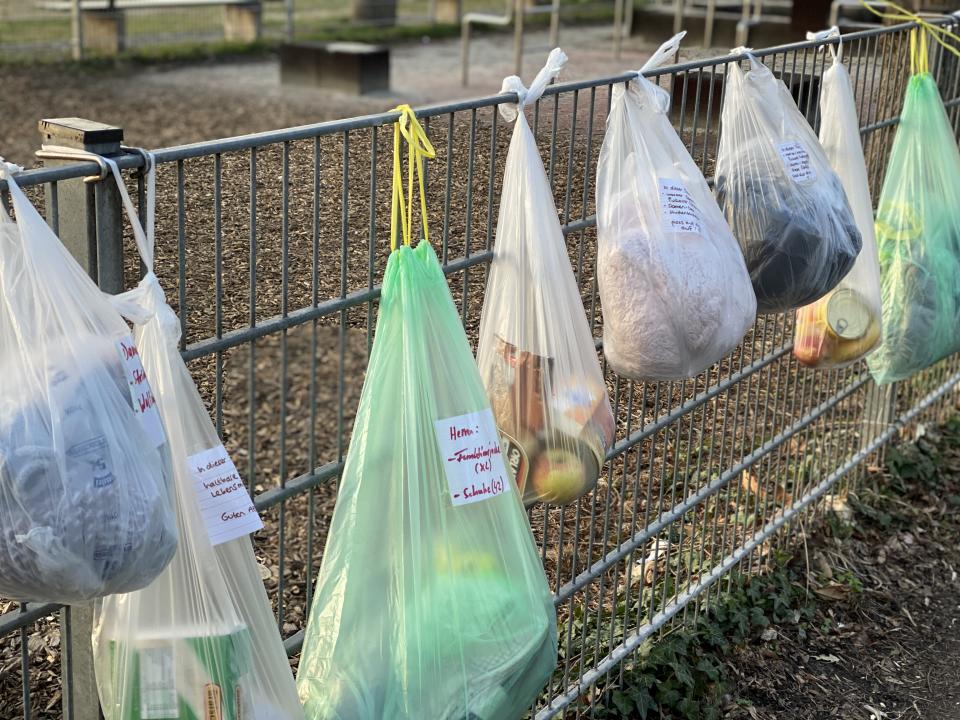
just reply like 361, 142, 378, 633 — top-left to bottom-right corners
279, 42, 390, 95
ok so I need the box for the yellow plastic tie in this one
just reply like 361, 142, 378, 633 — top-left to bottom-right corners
390, 104, 436, 251
859, 0, 960, 73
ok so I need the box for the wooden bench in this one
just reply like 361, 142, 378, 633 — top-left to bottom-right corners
38, 0, 264, 54
279, 41, 390, 95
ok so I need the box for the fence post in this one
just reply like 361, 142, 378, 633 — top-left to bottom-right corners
71, 0, 84, 61
38, 117, 127, 720
38, 118, 126, 294
861, 379, 897, 460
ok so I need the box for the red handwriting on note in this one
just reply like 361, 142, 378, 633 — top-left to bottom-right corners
115, 336, 166, 449
188, 445, 263, 546
434, 408, 510, 507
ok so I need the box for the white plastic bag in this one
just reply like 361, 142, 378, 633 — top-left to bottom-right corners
715, 49, 863, 314
478, 49, 615, 507
596, 33, 756, 380
794, 30, 882, 368
0, 160, 176, 604
92, 159, 304, 720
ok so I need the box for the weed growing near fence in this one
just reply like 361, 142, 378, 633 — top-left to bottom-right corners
589, 558, 819, 720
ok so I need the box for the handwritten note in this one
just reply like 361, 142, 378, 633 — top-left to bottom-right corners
116, 336, 166, 449
777, 141, 817, 183
658, 178, 704, 237
188, 445, 263, 546
434, 408, 509, 507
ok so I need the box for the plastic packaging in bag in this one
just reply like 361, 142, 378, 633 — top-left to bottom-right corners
92, 158, 304, 720
715, 50, 863, 314
794, 30, 883, 369
296, 106, 558, 720
867, 29, 960, 384
478, 49, 615, 507
0, 160, 176, 604
596, 33, 756, 380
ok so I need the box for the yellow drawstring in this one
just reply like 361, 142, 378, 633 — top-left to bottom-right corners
390, 104, 436, 251
859, 0, 960, 74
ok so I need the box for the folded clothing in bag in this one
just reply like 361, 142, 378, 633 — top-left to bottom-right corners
0, 161, 176, 604
596, 32, 756, 380
714, 52, 862, 314
0, 335, 175, 602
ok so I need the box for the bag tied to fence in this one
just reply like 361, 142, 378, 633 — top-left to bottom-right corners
867, 26, 960, 384
92, 157, 305, 720
714, 49, 862, 314
478, 49, 615, 508
794, 29, 883, 369
596, 32, 756, 381
0, 159, 177, 604
296, 105, 558, 720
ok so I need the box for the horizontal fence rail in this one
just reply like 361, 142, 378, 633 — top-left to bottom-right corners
2, 16, 960, 720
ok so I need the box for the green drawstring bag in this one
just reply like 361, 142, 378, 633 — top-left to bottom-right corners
296, 106, 558, 720
868, 28, 960, 384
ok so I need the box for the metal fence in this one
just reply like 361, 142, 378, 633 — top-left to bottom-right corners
2, 17, 960, 720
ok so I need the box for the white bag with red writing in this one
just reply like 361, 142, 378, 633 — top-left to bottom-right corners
0, 159, 177, 604
92, 158, 304, 720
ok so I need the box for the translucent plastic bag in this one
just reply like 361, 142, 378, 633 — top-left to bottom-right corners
715, 49, 863, 314
93, 159, 304, 720
596, 33, 756, 380
794, 30, 883, 369
867, 30, 960, 384
478, 49, 615, 507
297, 106, 557, 720
0, 160, 176, 604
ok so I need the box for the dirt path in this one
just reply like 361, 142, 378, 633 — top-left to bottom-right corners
726, 422, 960, 720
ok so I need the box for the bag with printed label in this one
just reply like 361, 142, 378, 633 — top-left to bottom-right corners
867, 28, 960, 384
714, 50, 863, 314
477, 49, 615, 508
794, 30, 883, 369
596, 32, 756, 381
92, 158, 304, 720
0, 160, 176, 605
296, 106, 557, 720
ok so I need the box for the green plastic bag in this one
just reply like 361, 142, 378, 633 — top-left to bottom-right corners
868, 30, 960, 384
296, 106, 558, 720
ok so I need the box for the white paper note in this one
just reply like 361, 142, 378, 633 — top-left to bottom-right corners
434, 408, 510, 507
116, 336, 167, 449
188, 445, 263, 546
777, 141, 817, 182
658, 178, 704, 236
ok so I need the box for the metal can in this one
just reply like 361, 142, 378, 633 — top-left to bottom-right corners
824, 288, 873, 340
